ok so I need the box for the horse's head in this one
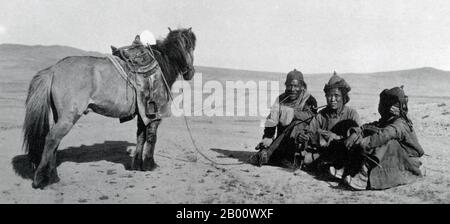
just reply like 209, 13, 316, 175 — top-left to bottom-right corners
162, 27, 196, 81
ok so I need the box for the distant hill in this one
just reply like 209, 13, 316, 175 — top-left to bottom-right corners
335, 67, 450, 98
196, 65, 450, 98
196, 65, 283, 82
0, 44, 103, 82
1, 44, 449, 98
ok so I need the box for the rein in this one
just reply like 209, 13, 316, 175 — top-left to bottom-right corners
149, 46, 244, 166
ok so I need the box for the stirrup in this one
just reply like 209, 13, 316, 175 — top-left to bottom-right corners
146, 101, 157, 117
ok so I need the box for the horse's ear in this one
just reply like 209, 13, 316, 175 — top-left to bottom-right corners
188, 27, 192, 32
168, 27, 172, 32
111, 46, 118, 54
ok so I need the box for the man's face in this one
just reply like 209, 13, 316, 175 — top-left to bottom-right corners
285, 79, 303, 100
326, 88, 343, 110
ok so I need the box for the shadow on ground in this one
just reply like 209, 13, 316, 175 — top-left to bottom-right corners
12, 141, 135, 180
210, 148, 255, 163
211, 147, 346, 189
297, 162, 348, 190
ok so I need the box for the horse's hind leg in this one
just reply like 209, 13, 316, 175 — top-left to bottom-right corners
131, 116, 146, 170
142, 119, 161, 171
32, 118, 77, 189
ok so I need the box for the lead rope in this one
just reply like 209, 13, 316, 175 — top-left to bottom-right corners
181, 77, 245, 166
154, 56, 245, 166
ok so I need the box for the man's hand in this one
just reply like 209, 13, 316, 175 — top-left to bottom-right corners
390, 105, 400, 116
327, 132, 342, 145
319, 131, 342, 147
344, 133, 360, 149
297, 132, 310, 144
320, 131, 341, 141
261, 138, 273, 148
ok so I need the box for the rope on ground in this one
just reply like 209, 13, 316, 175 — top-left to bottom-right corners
161, 74, 247, 166
182, 114, 246, 166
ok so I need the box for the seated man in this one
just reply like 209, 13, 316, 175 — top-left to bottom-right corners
295, 72, 361, 170
249, 69, 317, 167
339, 86, 425, 190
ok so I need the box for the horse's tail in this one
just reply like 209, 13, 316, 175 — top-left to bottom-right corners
23, 68, 54, 168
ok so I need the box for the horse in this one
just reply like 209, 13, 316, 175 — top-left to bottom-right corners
22, 27, 196, 189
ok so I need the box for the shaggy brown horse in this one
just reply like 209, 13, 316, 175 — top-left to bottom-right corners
22, 28, 196, 189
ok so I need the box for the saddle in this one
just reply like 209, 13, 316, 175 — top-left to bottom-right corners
111, 35, 158, 74
111, 35, 168, 125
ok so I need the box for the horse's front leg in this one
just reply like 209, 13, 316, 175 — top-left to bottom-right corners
131, 116, 146, 170
142, 119, 161, 171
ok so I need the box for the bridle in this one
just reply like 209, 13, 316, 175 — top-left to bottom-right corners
180, 46, 195, 77
181, 64, 194, 76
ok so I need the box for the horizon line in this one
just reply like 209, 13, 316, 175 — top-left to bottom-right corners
1, 42, 448, 75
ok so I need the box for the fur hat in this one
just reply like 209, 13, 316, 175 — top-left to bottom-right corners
380, 86, 408, 107
323, 71, 351, 93
286, 69, 304, 83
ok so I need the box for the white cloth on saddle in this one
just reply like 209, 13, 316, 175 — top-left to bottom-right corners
140, 30, 156, 45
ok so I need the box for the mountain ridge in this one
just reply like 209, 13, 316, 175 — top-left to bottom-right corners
2, 43, 448, 76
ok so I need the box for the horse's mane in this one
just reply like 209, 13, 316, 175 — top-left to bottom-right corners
151, 28, 196, 86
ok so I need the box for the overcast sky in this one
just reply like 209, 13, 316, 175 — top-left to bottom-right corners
1, 0, 449, 73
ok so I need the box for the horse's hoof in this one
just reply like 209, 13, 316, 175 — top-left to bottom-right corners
32, 172, 47, 189
130, 156, 142, 171
130, 163, 141, 171
31, 180, 46, 190
142, 160, 158, 171
48, 175, 60, 185
48, 169, 60, 184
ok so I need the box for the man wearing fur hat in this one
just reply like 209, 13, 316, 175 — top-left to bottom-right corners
338, 86, 425, 190
249, 69, 317, 167
295, 72, 361, 170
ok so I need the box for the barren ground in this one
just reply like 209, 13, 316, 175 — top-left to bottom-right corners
1, 68, 450, 204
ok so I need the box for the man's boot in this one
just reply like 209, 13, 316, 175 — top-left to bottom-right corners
344, 162, 369, 190
248, 149, 269, 167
